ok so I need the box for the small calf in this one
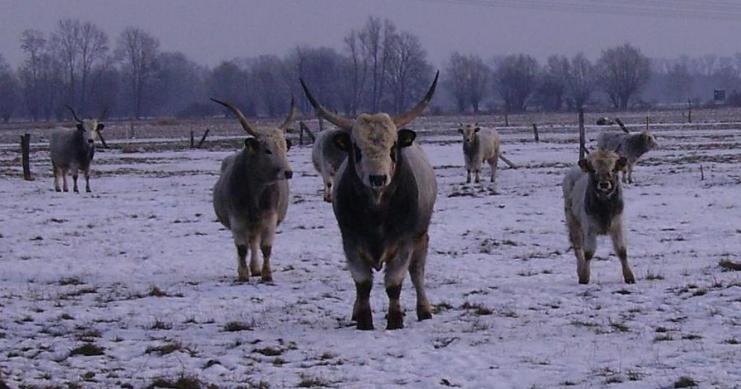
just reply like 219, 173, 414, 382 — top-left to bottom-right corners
562, 149, 635, 284
597, 130, 658, 183
458, 124, 500, 185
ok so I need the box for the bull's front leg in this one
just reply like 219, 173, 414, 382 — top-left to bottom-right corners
610, 223, 635, 283
259, 218, 278, 282
84, 168, 91, 192
348, 258, 373, 330
466, 169, 471, 184
236, 243, 250, 282
385, 247, 413, 330
409, 234, 432, 321
474, 169, 481, 184
579, 231, 597, 284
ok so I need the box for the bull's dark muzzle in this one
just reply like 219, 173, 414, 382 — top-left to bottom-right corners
598, 181, 612, 191
369, 174, 387, 187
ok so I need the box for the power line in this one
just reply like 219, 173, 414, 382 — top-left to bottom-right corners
407, 0, 741, 21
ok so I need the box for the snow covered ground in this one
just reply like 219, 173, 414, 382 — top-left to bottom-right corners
0, 122, 739, 388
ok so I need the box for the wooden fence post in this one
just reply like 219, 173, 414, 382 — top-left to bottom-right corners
688, 99, 692, 123
190, 130, 195, 148
197, 129, 210, 148
615, 118, 630, 134
578, 109, 586, 161
21, 133, 33, 181
531, 123, 539, 142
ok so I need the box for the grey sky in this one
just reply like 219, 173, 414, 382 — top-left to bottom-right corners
2, 0, 741, 68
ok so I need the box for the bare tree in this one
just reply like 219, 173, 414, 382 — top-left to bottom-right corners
357, 17, 396, 112
343, 30, 369, 115
0, 54, 20, 122
78, 21, 108, 115
565, 53, 596, 110
251, 55, 291, 117
208, 60, 255, 116
597, 44, 651, 110
537, 55, 568, 111
444, 52, 468, 113
116, 27, 159, 119
665, 63, 692, 102
466, 55, 489, 114
18, 29, 46, 121
495, 54, 539, 113
51, 19, 81, 108
385, 32, 432, 114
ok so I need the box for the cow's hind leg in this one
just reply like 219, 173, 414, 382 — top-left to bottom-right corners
348, 257, 373, 330
409, 233, 432, 321
233, 230, 250, 282
71, 167, 79, 193
84, 168, 91, 192
566, 213, 589, 284
249, 235, 261, 278
385, 247, 413, 330
53, 164, 61, 192
610, 223, 635, 284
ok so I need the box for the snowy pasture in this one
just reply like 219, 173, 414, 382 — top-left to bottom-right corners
0, 122, 739, 388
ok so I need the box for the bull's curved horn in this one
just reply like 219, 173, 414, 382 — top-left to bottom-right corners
65, 105, 83, 124
393, 71, 439, 128
278, 97, 297, 133
299, 78, 354, 131
210, 98, 258, 136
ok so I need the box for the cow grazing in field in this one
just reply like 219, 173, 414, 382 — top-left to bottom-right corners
211, 98, 296, 282
458, 123, 501, 186
50, 106, 105, 193
300, 72, 439, 330
562, 149, 635, 284
311, 128, 346, 202
597, 130, 658, 183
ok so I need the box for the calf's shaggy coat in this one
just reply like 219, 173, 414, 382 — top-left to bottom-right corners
459, 124, 500, 185
211, 98, 295, 282
562, 150, 635, 284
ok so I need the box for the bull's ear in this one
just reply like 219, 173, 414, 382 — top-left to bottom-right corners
398, 129, 416, 148
578, 158, 593, 173
285, 139, 292, 151
96, 123, 105, 132
614, 156, 627, 172
474, 127, 480, 133
76, 124, 85, 131
457, 128, 463, 134
333, 132, 350, 152
244, 138, 259, 153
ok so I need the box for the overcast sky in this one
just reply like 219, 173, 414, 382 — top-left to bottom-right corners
2, 0, 741, 68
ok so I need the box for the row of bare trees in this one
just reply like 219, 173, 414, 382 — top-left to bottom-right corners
445, 44, 651, 113
4, 17, 741, 122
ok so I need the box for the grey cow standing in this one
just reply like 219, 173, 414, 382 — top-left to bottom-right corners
562, 149, 635, 284
311, 128, 346, 202
459, 123, 500, 186
301, 72, 439, 330
50, 106, 105, 193
211, 98, 296, 282
597, 130, 658, 183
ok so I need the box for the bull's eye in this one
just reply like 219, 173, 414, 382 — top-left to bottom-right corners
353, 144, 361, 162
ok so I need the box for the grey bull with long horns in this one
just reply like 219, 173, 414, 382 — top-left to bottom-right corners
211, 98, 296, 282
300, 71, 439, 330
49, 106, 105, 193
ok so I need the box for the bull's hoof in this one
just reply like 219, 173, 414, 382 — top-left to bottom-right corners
261, 273, 273, 283
417, 306, 432, 321
86, 188, 91, 193
386, 310, 404, 330
624, 274, 636, 284
578, 278, 590, 285
63, 188, 69, 192
237, 267, 250, 282
355, 309, 373, 330
55, 188, 61, 192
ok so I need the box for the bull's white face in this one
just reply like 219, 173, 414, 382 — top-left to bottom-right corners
579, 150, 626, 198
76, 119, 104, 142
458, 124, 480, 144
246, 129, 293, 181
334, 113, 416, 191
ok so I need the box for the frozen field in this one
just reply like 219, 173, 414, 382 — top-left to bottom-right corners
0, 121, 739, 388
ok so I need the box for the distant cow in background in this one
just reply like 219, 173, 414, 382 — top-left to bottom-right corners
50, 106, 105, 193
301, 72, 439, 330
597, 130, 658, 183
458, 123, 501, 186
562, 149, 634, 284
211, 98, 296, 282
312, 128, 346, 202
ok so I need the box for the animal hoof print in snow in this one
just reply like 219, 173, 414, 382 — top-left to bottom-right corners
417, 306, 432, 321
387, 311, 404, 330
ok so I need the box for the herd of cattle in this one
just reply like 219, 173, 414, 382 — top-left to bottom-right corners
47, 72, 658, 330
